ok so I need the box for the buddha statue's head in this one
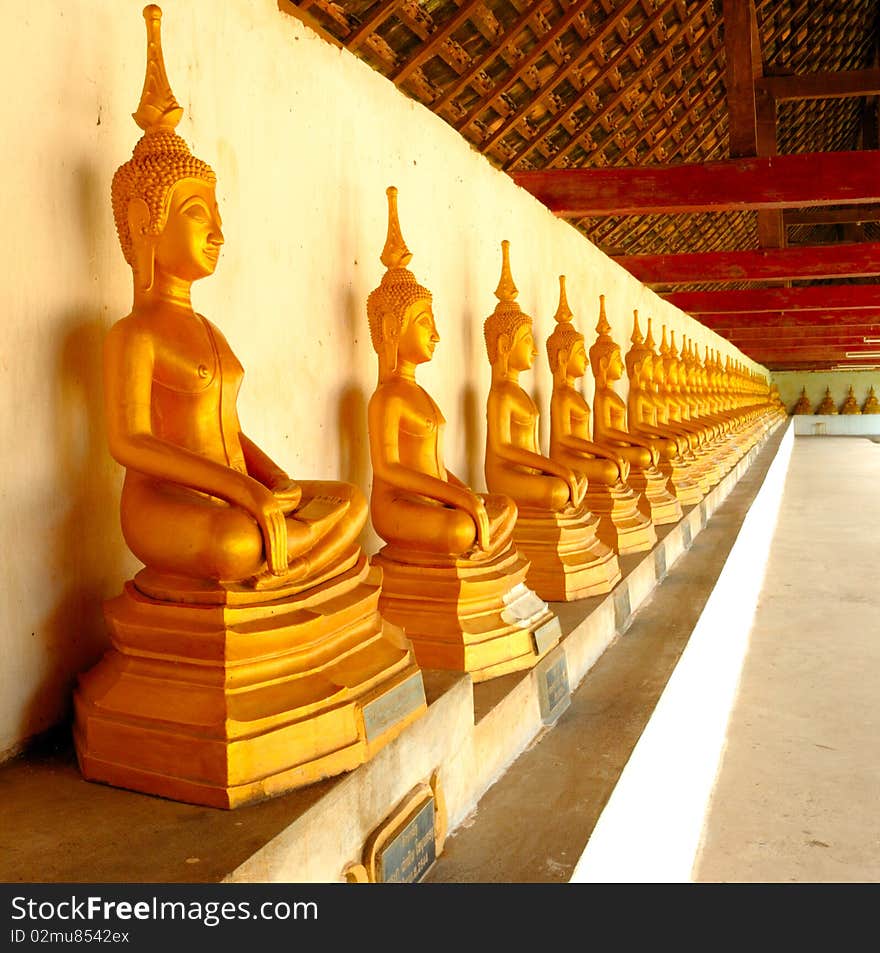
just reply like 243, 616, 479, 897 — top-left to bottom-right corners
484, 241, 535, 375
111, 6, 221, 294
367, 187, 436, 381
624, 310, 653, 384
660, 326, 678, 388
588, 295, 623, 387
644, 318, 661, 385
546, 276, 586, 383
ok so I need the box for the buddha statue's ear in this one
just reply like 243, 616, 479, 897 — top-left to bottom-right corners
127, 198, 154, 292
381, 312, 400, 374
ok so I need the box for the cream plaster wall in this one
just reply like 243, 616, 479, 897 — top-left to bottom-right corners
0, 0, 768, 756
772, 369, 880, 414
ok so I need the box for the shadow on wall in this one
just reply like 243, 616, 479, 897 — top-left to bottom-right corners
19, 163, 133, 749
24, 311, 129, 749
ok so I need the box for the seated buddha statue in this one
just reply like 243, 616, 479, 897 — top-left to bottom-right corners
484, 244, 620, 600
367, 190, 558, 681
589, 296, 682, 526
863, 386, 880, 414
656, 327, 725, 486
792, 387, 812, 415
841, 386, 861, 415
625, 314, 704, 505
815, 386, 838, 415
546, 276, 655, 554
74, 5, 425, 809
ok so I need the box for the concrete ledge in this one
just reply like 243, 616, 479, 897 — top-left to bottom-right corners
570, 419, 795, 883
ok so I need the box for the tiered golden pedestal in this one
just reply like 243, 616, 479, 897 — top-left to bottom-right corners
373, 545, 558, 683
75, 555, 426, 808
581, 480, 657, 554
512, 502, 622, 600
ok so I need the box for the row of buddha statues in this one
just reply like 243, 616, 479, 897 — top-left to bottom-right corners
792, 385, 880, 416
72, 6, 783, 809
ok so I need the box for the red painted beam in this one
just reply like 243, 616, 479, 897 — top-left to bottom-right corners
665, 284, 880, 314
696, 309, 880, 328
614, 242, 880, 284
512, 151, 880, 217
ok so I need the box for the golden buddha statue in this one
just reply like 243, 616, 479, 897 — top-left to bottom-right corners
368, 190, 559, 681
863, 385, 880, 414
484, 244, 620, 600
625, 313, 704, 505
589, 296, 682, 526
546, 277, 656, 554
815, 386, 838, 415
74, 6, 426, 809
657, 328, 725, 486
791, 387, 812, 415
841, 385, 861, 415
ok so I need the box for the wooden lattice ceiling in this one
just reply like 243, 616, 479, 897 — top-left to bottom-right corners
289, 0, 880, 371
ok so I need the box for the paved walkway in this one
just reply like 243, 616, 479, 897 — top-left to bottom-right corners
693, 436, 880, 882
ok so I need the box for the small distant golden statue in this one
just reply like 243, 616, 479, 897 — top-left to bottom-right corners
791, 387, 812, 415
840, 385, 861, 415
74, 6, 426, 808
815, 386, 838, 415
863, 385, 880, 414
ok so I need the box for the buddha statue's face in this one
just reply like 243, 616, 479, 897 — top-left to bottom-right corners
642, 355, 654, 384
152, 178, 224, 282
565, 338, 588, 380
607, 347, 623, 382
653, 358, 665, 386
507, 323, 537, 372
397, 299, 439, 365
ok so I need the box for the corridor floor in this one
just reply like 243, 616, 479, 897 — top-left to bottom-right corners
693, 436, 880, 882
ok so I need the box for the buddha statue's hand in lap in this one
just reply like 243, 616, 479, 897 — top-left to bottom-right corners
484, 242, 586, 514
106, 13, 362, 593
367, 188, 516, 564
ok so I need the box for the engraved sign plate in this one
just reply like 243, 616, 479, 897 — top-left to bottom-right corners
377, 797, 436, 883
654, 546, 666, 581
682, 521, 692, 548
532, 615, 562, 656
535, 652, 570, 725
613, 585, 631, 631
362, 671, 426, 744
699, 501, 708, 528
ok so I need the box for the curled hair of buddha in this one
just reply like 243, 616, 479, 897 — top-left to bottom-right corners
546, 275, 583, 374
111, 5, 216, 265
366, 186, 433, 354
484, 240, 532, 363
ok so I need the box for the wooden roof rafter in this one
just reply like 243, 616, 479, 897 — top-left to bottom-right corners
508, 0, 719, 171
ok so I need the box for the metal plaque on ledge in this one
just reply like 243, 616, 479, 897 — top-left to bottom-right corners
377, 797, 436, 883
532, 615, 562, 656
362, 671, 426, 744
536, 651, 570, 725
681, 520, 692, 547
